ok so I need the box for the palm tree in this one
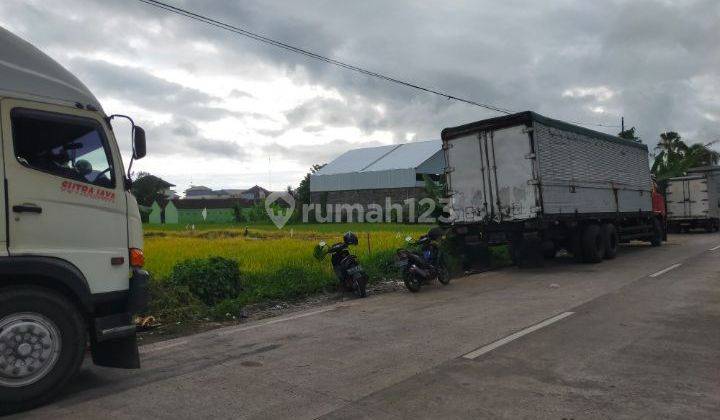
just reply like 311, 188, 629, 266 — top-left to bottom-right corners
685, 143, 720, 167
655, 131, 688, 162
652, 132, 689, 179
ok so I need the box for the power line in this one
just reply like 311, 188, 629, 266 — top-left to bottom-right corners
568, 121, 621, 129
136, 0, 513, 114
136, 0, 624, 129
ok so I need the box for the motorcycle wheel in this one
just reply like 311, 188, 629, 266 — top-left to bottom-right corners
403, 271, 421, 293
437, 264, 451, 285
353, 275, 368, 298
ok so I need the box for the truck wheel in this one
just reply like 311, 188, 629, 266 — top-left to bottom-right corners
650, 218, 663, 247
541, 240, 557, 259
582, 224, 604, 263
510, 238, 544, 268
569, 229, 584, 262
601, 223, 618, 259
704, 220, 715, 233
509, 241, 521, 266
0, 286, 86, 415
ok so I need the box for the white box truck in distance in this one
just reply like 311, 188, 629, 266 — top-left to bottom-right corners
0, 28, 149, 413
442, 111, 666, 267
666, 166, 720, 232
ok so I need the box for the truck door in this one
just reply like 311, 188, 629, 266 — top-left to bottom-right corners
445, 133, 487, 223
485, 125, 537, 221
446, 125, 537, 223
688, 177, 709, 218
666, 179, 687, 219
1, 99, 129, 294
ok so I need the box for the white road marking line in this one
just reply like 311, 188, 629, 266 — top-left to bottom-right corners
462, 312, 574, 360
649, 263, 682, 278
709, 244, 720, 251
218, 307, 336, 336
141, 339, 189, 354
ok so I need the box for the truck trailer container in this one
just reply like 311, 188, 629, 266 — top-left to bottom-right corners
441, 111, 665, 267
666, 166, 720, 232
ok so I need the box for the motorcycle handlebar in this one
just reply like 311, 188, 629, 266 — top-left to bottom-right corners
328, 242, 348, 253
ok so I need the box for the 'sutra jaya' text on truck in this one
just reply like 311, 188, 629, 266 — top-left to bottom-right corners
666, 166, 720, 233
0, 28, 149, 413
441, 111, 665, 266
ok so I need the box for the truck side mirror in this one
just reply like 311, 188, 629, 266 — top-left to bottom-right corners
133, 126, 146, 159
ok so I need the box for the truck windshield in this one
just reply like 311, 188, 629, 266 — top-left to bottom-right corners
11, 108, 115, 188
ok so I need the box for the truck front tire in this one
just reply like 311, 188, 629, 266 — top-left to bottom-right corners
0, 286, 86, 415
582, 224, 605, 263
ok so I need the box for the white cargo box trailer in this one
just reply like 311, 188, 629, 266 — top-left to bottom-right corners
666, 166, 720, 232
441, 112, 665, 267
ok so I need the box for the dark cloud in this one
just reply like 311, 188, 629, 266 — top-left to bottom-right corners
263, 139, 386, 165
148, 117, 248, 160
1, 0, 719, 186
178, 0, 719, 144
70, 57, 236, 122
285, 97, 388, 133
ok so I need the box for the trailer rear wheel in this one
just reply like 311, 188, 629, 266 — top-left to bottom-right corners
582, 224, 604, 263
704, 219, 716, 233
510, 237, 544, 268
569, 229, 584, 262
600, 223, 618, 259
541, 240, 557, 259
650, 218, 663, 247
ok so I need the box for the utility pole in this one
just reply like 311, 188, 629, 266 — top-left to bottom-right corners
621, 117, 624, 133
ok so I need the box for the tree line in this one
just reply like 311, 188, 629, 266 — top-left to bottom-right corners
619, 127, 718, 181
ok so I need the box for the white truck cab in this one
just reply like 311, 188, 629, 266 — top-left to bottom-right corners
0, 27, 149, 414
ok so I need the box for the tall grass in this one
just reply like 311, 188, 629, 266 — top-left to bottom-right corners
144, 225, 425, 315
143, 223, 510, 322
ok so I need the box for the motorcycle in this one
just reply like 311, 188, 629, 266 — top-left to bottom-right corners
314, 232, 368, 298
395, 228, 450, 292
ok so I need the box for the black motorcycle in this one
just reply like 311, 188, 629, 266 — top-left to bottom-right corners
396, 228, 450, 292
314, 232, 368, 298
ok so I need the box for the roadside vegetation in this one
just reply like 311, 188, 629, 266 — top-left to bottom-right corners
142, 222, 511, 325
145, 224, 432, 323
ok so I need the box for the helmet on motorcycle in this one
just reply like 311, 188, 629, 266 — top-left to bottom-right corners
343, 231, 359, 245
427, 227, 442, 241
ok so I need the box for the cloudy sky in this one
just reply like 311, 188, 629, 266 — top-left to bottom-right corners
1, 0, 718, 194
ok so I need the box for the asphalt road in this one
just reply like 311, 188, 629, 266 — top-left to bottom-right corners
12, 233, 720, 419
